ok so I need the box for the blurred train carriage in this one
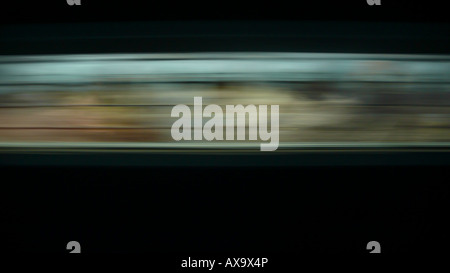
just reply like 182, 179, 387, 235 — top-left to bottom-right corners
0, 53, 449, 148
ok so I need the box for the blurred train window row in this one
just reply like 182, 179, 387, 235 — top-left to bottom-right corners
0, 53, 449, 149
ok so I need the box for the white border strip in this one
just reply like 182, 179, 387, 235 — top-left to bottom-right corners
1, 53, 450, 62
0, 142, 449, 149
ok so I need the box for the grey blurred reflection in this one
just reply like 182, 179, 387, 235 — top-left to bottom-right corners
0, 53, 449, 148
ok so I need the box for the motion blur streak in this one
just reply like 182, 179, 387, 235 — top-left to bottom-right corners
0, 53, 449, 151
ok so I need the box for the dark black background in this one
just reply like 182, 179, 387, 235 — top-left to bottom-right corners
1, 0, 449, 55
1, 152, 449, 256
1, 0, 449, 258
2, 0, 448, 24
